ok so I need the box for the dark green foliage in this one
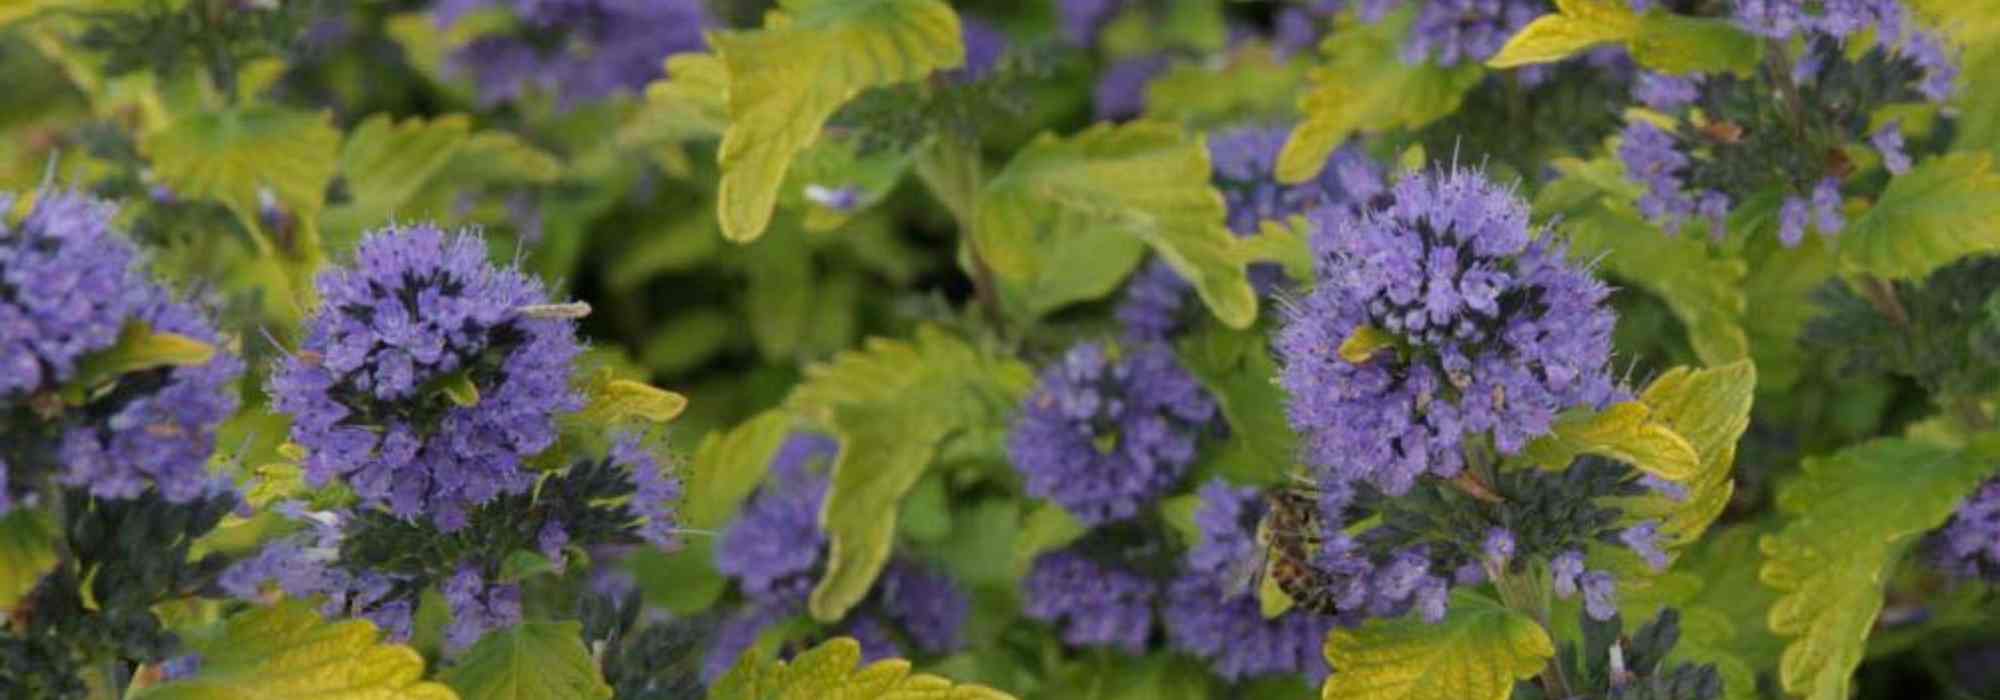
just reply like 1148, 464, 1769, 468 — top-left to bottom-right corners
1802, 255, 2000, 399
1357, 458, 1643, 571
1519, 608, 1724, 700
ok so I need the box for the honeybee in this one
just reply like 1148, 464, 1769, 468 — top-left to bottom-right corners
1257, 487, 1345, 616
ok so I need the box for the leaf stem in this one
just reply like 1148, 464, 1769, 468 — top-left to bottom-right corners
914, 133, 1007, 330
1494, 565, 1572, 699
1856, 274, 1910, 328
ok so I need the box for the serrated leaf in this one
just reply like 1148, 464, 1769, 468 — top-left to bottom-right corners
1760, 435, 2000, 700
0, 509, 55, 614
713, 0, 964, 241
439, 621, 611, 700
333, 114, 470, 221
620, 52, 730, 148
132, 601, 455, 700
73, 321, 217, 385
687, 410, 795, 530
788, 326, 1033, 621
1236, 217, 1315, 283
1841, 152, 2000, 280
1520, 402, 1699, 481
978, 121, 1255, 327
1143, 44, 1306, 127
445, 132, 562, 185
1321, 592, 1552, 700
1616, 361, 1756, 547
1628, 13, 1763, 75
709, 636, 1015, 700
1487, 0, 1641, 69
1277, 8, 1483, 183
143, 104, 340, 260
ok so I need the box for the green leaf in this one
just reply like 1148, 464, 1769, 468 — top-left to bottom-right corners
329, 114, 470, 228
712, 0, 964, 241
1616, 524, 1784, 700
1543, 157, 1751, 368
1012, 502, 1087, 578
1628, 13, 1762, 75
132, 601, 455, 700
143, 104, 341, 261
687, 410, 798, 529
1143, 44, 1307, 127
73, 321, 217, 386
787, 326, 1033, 620
438, 371, 480, 408
1277, 8, 1483, 183
978, 121, 1256, 327
1320, 592, 1553, 700
619, 52, 730, 148
1759, 435, 2000, 700
1176, 322, 1297, 486
439, 621, 611, 700
708, 636, 1015, 700
1841, 152, 2000, 280
1615, 361, 1756, 547
1519, 402, 1699, 481
0, 509, 55, 614
1486, 0, 1641, 69
1235, 218, 1315, 284
743, 222, 816, 360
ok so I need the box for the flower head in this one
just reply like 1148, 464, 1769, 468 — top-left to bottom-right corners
1162, 481, 1338, 682
272, 224, 583, 531
440, 0, 709, 108
1400, 0, 1544, 67
1932, 475, 2000, 581
1009, 343, 1218, 525
1276, 167, 1618, 498
715, 433, 836, 601
1023, 549, 1158, 652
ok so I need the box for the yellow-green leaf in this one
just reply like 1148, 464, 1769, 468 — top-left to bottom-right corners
978, 121, 1256, 327
620, 52, 731, 148
1628, 12, 1763, 75
1321, 592, 1553, 700
132, 601, 456, 700
1616, 361, 1756, 547
322, 114, 471, 239
0, 509, 55, 614
713, 0, 964, 241
579, 377, 689, 425
143, 104, 341, 260
439, 621, 611, 700
1338, 325, 1397, 364
1012, 502, 1087, 578
788, 326, 1033, 621
74, 321, 218, 385
1550, 191, 1751, 368
1236, 217, 1315, 284
1519, 402, 1699, 482
1760, 435, 2000, 700
1487, 0, 1641, 69
709, 637, 1014, 700
1841, 152, 2000, 280
1277, 7, 1483, 183
1143, 44, 1307, 127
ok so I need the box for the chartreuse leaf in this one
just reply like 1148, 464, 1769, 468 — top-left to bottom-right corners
1487, 0, 1759, 75
1615, 361, 1755, 547
321, 114, 471, 239
143, 104, 341, 260
439, 621, 611, 700
1519, 402, 1699, 481
1277, 7, 1483, 183
709, 637, 1014, 700
712, 0, 964, 242
1143, 43, 1307, 127
1760, 434, 2000, 700
978, 121, 1255, 327
1841, 152, 2000, 280
577, 375, 689, 426
620, 52, 730, 148
0, 509, 55, 614
1487, 0, 1641, 69
72, 321, 217, 387
132, 601, 455, 700
1320, 592, 1553, 700
787, 326, 1033, 621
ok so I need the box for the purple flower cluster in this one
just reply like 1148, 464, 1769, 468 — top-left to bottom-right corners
218, 503, 419, 641
1731, 0, 1956, 97
1008, 343, 1218, 525
1162, 481, 1338, 682
1060, 0, 1126, 47
1276, 167, 1618, 499
1094, 55, 1170, 122
271, 224, 582, 531
436, 0, 709, 108
1551, 549, 1619, 621
1023, 550, 1158, 652
1931, 475, 2000, 581
1397, 0, 1544, 67
706, 432, 968, 681
1, 190, 242, 512
443, 564, 524, 651
616, 435, 684, 550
